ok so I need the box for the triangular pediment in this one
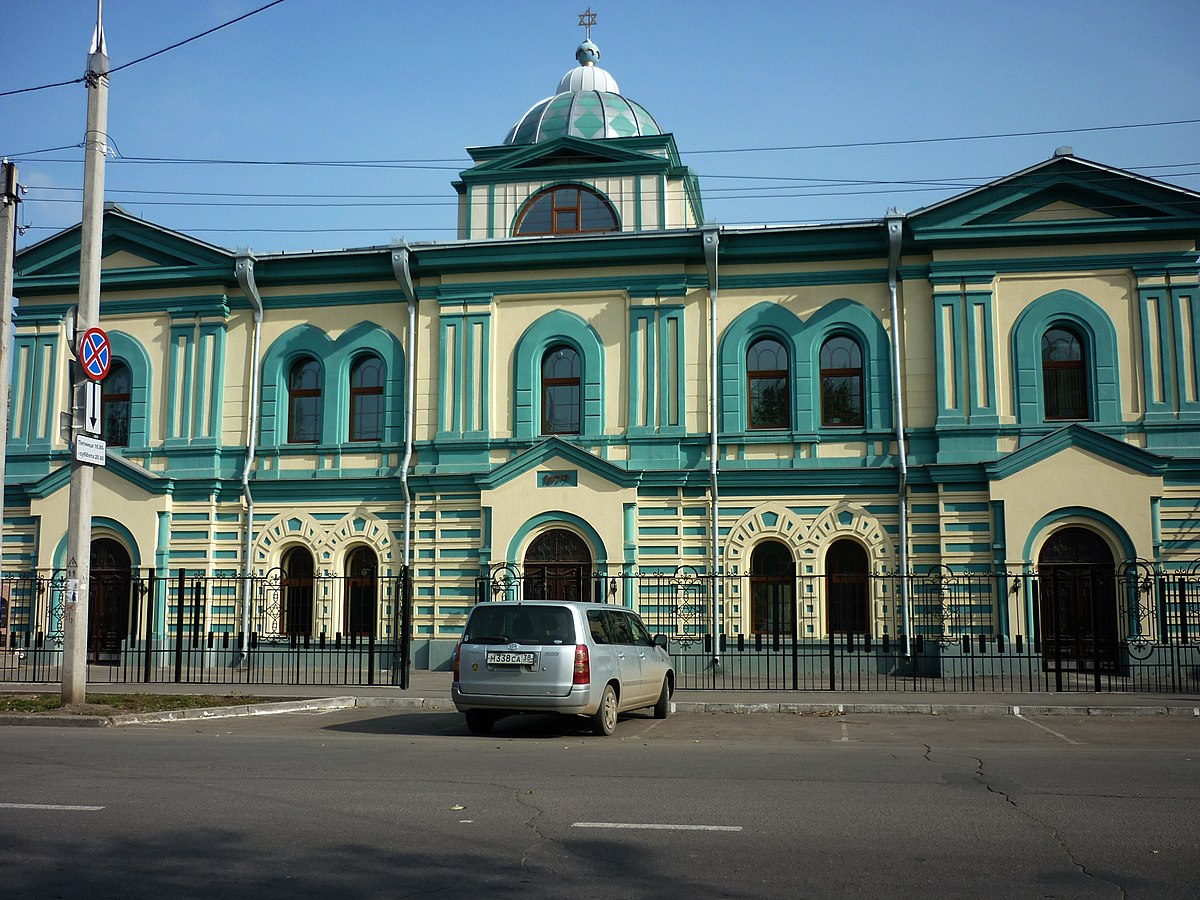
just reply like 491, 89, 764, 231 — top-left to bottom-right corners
16, 205, 232, 279
910, 156, 1200, 243
462, 135, 673, 180
477, 437, 640, 490
26, 453, 172, 501
986, 424, 1166, 481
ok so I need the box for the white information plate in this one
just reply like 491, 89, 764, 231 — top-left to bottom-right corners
75, 435, 107, 466
486, 651, 536, 666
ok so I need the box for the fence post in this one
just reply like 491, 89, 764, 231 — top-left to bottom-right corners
828, 629, 836, 691
142, 569, 156, 683
173, 568, 185, 683
367, 578, 377, 686
400, 566, 413, 690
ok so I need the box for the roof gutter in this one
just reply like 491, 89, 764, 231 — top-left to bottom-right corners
234, 251, 263, 663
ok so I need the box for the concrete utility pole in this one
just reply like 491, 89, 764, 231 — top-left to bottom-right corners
62, 6, 109, 705
0, 161, 18, 559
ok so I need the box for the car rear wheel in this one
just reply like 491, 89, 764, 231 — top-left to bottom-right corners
653, 677, 670, 719
592, 684, 618, 736
465, 710, 495, 735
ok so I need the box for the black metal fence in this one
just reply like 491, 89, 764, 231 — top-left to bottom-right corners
0, 568, 412, 687
476, 562, 1200, 693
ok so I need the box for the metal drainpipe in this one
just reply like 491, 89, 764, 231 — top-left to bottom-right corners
703, 228, 721, 669
234, 252, 264, 664
885, 211, 912, 656
390, 243, 417, 572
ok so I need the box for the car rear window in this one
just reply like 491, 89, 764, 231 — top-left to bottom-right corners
462, 605, 577, 646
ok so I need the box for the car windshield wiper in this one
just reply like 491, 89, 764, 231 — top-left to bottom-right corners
467, 634, 510, 645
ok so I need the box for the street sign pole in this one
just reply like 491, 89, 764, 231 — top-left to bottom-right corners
62, 9, 108, 706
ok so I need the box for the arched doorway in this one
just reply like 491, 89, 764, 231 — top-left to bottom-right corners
343, 546, 378, 638
826, 539, 869, 635
523, 529, 592, 601
281, 547, 315, 636
1037, 527, 1118, 671
750, 541, 795, 636
89, 538, 132, 665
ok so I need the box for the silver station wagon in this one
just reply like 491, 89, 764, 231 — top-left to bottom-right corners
452, 600, 674, 735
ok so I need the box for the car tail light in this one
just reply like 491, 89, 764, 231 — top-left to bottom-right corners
573, 644, 590, 685
453, 642, 461, 681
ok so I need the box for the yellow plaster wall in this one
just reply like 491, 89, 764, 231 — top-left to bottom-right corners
991, 446, 1161, 561
482, 457, 634, 565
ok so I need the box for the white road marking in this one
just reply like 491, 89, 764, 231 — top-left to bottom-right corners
839, 721, 850, 742
573, 822, 742, 832
0, 803, 104, 811
1013, 713, 1082, 745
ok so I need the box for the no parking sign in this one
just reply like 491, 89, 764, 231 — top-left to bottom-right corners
79, 327, 111, 381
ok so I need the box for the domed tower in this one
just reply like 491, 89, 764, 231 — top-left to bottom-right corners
454, 23, 703, 240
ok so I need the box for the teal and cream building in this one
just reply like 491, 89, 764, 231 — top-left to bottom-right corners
8, 34, 1200, 667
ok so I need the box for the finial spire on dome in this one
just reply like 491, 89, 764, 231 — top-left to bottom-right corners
578, 7, 597, 41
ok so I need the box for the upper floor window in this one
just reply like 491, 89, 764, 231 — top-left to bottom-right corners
820, 335, 864, 427
747, 337, 790, 429
102, 360, 131, 447
1042, 326, 1087, 420
542, 345, 581, 435
515, 186, 617, 236
349, 354, 384, 441
288, 357, 322, 443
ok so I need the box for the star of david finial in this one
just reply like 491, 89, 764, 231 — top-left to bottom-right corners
578, 7, 597, 41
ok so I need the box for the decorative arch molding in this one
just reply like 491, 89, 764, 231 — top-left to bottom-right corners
252, 509, 397, 574
106, 331, 153, 449
513, 310, 605, 439
717, 299, 892, 434
260, 321, 405, 447
723, 503, 809, 574
802, 502, 896, 571
1010, 289, 1121, 424
52, 516, 143, 570
506, 511, 609, 568
1021, 506, 1135, 563
717, 301, 802, 433
797, 299, 893, 432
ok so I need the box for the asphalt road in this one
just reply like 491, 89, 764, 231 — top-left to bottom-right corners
1, 709, 1197, 899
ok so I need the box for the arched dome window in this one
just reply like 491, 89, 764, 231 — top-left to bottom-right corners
515, 186, 617, 236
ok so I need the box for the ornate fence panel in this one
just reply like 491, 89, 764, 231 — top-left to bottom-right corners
0, 569, 405, 687
474, 563, 1200, 693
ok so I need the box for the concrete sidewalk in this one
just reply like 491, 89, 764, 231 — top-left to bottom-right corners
4, 672, 1199, 722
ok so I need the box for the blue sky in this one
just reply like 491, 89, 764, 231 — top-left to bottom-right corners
4, 0, 1199, 254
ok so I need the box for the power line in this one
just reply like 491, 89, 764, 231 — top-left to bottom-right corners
0, 0, 289, 98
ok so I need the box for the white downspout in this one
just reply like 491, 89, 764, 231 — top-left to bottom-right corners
390, 243, 417, 571
885, 211, 912, 656
235, 252, 263, 663
703, 228, 721, 669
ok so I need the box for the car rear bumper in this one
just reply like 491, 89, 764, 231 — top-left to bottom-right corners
452, 682, 600, 716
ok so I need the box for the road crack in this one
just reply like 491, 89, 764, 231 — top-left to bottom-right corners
971, 756, 1127, 899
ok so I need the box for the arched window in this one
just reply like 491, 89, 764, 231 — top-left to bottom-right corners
542, 345, 581, 435
349, 354, 384, 441
102, 361, 131, 447
281, 546, 315, 636
343, 546, 378, 637
515, 186, 617, 236
1042, 326, 1087, 420
747, 337, 790, 429
826, 539, 869, 635
820, 335, 864, 427
750, 541, 795, 636
288, 357, 322, 443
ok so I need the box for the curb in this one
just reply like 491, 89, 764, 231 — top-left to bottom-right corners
2, 697, 1197, 726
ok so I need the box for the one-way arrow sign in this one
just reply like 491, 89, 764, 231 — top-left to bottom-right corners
83, 379, 102, 436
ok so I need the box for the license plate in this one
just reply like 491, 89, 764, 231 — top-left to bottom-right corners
487, 651, 536, 666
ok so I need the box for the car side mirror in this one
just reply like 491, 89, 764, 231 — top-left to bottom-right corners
653, 634, 669, 650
